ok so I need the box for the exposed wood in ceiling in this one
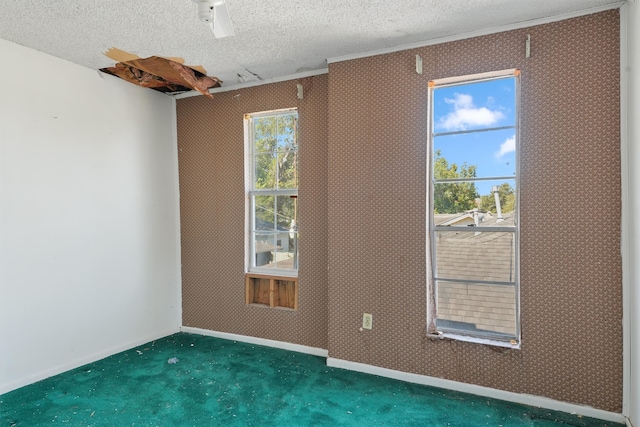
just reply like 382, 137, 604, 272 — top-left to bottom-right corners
100, 48, 220, 97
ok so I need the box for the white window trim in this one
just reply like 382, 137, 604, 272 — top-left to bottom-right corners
244, 108, 299, 278
427, 69, 521, 348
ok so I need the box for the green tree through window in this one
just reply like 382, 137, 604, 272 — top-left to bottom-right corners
433, 150, 479, 214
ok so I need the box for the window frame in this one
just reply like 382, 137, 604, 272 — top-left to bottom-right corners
245, 108, 299, 279
427, 69, 521, 348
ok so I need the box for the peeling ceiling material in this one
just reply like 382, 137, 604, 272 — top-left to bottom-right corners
0, 0, 622, 91
99, 48, 220, 98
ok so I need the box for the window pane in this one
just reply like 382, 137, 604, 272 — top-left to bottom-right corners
275, 195, 297, 230
435, 230, 515, 282
254, 195, 275, 231
436, 280, 516, 337
254, 153, 276, 189
434, 179, 516, 223
254, 117, 276, 152
274, 195, 298, 270
477, 180, 516, 219
434, 128, 516, 179
433, 78, 516, 133
432, 181, 479, 215
254, 232, 277, 267
277, 151, 298, 189
273, 231, 298, 270
253, 195, 298, 271
276, 114, 298, 151
254, 231, 298, 271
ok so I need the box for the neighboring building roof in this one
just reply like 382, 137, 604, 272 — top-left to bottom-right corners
256, 218, 291, 232
436, 213, 476, 226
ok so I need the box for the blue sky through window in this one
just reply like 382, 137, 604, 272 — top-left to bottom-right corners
433, 77, 516, 195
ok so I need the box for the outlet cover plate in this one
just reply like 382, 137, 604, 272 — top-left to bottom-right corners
363, 313, 372, 330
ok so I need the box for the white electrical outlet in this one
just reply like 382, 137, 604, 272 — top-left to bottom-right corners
362, 313, 372, 330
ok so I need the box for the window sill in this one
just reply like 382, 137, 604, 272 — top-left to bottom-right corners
427, 332, 520, 350
246, 303, 297, 312
248, 270, 298, 279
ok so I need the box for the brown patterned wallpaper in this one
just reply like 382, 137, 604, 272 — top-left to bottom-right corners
178, 75, 329, 349
327, 11, 621, 411
178, 10, 621, 412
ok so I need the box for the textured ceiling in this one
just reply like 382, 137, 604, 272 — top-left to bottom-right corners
0, 0, 622, 88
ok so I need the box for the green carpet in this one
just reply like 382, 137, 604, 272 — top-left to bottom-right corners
1, 333, 622, 426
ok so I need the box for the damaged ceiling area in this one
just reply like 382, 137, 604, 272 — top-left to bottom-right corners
100, 48, 220, 97
0, 0, 623, 94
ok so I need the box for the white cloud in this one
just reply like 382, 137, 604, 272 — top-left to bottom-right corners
438, 93, 504, 131
495, 135, 516, 158
445, 93, 473, 109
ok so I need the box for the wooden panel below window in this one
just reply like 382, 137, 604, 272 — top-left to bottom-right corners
246, 274, 298, 310
251, 278, 271, 306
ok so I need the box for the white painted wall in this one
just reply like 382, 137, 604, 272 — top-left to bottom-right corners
625, 1, 639, 425
0, 39, 181, 394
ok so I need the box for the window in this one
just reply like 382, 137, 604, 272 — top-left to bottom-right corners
245, 109, 298, 308
428, 70, 520, 346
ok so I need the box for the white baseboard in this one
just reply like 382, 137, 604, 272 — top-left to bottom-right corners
180, 326, 329, 358
0, 327, 180, 396
327, 357, 627, 425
